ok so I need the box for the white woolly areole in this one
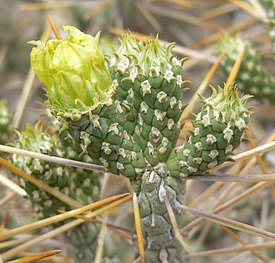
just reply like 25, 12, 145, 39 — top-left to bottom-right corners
141, 80, 152, 96
167, 119, 175, 130
206, 134, 217, 145
209, 150, 219, 159
183, 148, 190, 156
140, 101, 149, 113
164, 70, 174, 83
223, 126, 234, 143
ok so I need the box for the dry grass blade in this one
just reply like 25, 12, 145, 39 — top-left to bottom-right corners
0, 212, 9, 234
133, 192, 145, 263
147, 4, 222, 31
84, 0, 111, 20
228, 0, 267, 22
188, 241, 275, 257
18, 2, 84, 11
0, 156, 82, 209
0, 193, 129, 241
109, 28, 147, 42
109, 28, 215, 62
12, 69, 35, 129
245, 131, 268, 174
5, 250, 61, 263
183, 182, 270, 232
169, 44, 215, 63
47, 15, 62, 40
221, 226, 269, 263
226, 44, 246, 86
131, 256, 141, 263
186, 173, 275, 182
0, 173, 26, 196
0, 145, 105, 172
179, 53, 224, 125
135, 2, 162, 32
214, 141, 275, 170
248, 0, 268, 21
220, 133, 275, 175
188, 155, 261, 217
0, 237, 33, 250
189, 164, 257, 223
1, 194, 132, 261
13, 22, 51, 129
201, 4, 237, 19
202, 182, 238, 216
244, 129, 275, 199
59, 212, 134, 240
164, 196, 190, 251
189, 17, 256, 48
95, 222, 107, 263
167, 0, 193, 8
0, 192, 16, 208
188, 182, 223, 208
179, 205, 275, 240
225, 252, 265, 263
0, 46, 8, 69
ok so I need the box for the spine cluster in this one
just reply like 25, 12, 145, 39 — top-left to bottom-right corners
29, 26, 252, 262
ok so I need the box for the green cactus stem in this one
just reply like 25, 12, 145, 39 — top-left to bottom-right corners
219, 35, 275, 104
107, 34, 188, 165
30, 26, 146, 180
0, 100, 13, 145
264, 0, 275, 54
30, 26, 252, 262
166, 84, 252, 177
11, 125, 120, 263
12, 124, 101, 215
132, 168, 187, 262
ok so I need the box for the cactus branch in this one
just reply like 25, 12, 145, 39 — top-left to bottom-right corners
0, 156, 81, 209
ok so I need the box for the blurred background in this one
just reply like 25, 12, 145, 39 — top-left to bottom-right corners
0, 1, 275, 262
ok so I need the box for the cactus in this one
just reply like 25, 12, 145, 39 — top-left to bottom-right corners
264, 0, 275, 54
11, 124, 119, 263
0, 100, 13, 145
30, 26, 252, 262
166, 85, 251, 176
219, 35, 275, 104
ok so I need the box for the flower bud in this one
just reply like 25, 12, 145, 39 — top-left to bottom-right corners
30, 26, 115, 120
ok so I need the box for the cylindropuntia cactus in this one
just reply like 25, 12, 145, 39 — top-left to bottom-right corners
264, 0, 275, 54
167, 85, 252, 176
11, 124, 120, 263
0, 100, 13, 145
30, 26, 252, 262
219, 35, 275, 104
